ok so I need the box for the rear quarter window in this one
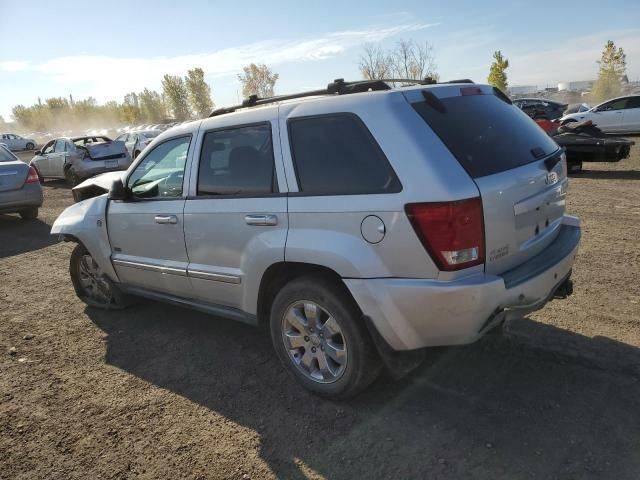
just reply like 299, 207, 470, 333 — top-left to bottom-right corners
288, 113, 401, 195
411, 92, 560, 178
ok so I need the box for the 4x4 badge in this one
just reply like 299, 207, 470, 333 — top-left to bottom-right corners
545, 172, 559, 185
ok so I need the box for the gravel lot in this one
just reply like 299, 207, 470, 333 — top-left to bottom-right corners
1, 148, 640, 479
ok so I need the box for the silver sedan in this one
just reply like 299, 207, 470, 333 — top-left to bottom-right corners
0, 145, 43, 219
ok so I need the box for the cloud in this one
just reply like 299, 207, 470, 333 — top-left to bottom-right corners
508, 29, 640, 86
0, 22, 437, 103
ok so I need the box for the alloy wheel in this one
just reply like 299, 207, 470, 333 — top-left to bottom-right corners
77, 254, 113, 305
281, 301, 348, 384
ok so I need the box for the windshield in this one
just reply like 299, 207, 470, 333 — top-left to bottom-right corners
411, 92, 560, 178
0, 146, 18, 162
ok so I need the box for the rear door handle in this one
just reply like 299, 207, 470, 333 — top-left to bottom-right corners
155, 215, 178, 224
245, 214, 278, 226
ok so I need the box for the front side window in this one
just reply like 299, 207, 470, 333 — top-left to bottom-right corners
600, 98, 627, 111
42, 141, 55, 154
127, 135, 190, 199
288, 114, 401, 195
197, 123, 275, 196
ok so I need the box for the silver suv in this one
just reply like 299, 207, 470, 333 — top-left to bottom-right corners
52, 79, 581, 398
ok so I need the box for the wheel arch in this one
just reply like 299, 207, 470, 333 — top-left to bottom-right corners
256, 261, 354, 326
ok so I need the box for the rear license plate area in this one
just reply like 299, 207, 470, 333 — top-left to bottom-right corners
105, 160, 118, 168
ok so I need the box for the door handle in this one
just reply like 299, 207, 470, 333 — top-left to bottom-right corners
245, 214, 278, 226
155, 215, 178, 224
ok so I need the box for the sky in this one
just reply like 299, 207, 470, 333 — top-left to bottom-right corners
1, 0, 639, 122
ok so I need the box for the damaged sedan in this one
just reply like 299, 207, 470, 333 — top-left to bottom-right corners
30, 136, 131, 186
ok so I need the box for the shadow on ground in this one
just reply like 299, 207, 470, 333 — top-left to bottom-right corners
88, 302, 640, 479
0, 214, 58, 258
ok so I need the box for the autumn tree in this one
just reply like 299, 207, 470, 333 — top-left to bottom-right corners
238, 63, 279, 98
185, 68, 214, 118
591, 40, 627, 102
162, 74, 192, 121
359, 43, 392, 80
138, 88, 166, 123
488, 50, 509, 92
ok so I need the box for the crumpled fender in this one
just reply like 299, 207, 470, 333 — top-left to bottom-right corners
51, 194, 119, 282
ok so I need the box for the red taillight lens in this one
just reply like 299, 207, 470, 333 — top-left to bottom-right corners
405, 198, 485, 271
144, 140, 151, 145
25, 166, 40, 184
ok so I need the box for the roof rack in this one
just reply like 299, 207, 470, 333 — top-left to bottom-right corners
208, 77, 475, 117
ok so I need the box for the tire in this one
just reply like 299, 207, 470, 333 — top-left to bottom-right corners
568, 161, 583, 174
19, 208, 38, 220
25, 142, 35, 150
65, 168, 80, 186
70, 243, 131, 309
270, 274, 382, 399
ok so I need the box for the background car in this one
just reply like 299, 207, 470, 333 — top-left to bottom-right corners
0, 133, 36, 151
564, 103, 592, 115
30, 136, 131, 186
559, 95, 640, 133
115, 129, 161, 158
0, 144, 42, 219
513, 98, 568, 120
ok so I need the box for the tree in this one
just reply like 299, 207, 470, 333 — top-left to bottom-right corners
591, 40, 627, 102
161, 74, 192, 121
138, 88, 166, 123
185, 67, 214, 118
488, 50, 509, 92
359, 43, 392, 80
237, 63, 279, 98
390, 39, 438, 81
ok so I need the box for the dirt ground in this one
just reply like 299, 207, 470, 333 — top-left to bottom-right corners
1, 148, 640, 480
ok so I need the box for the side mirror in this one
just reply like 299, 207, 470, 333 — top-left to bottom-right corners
108, 178, 129, 201
34, 150, 42, 155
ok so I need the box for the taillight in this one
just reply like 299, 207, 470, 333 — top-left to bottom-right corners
144, 140, 151, 145
25, 166, 40, 184
405, 198, 485, 271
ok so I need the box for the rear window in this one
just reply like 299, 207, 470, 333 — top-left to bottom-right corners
288, 114, 401, 195
142, 131, 160, 138
0, 146, 17, 162
411, 92, 559, 178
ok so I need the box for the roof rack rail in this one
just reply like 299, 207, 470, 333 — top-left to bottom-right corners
208, 77, 475, 117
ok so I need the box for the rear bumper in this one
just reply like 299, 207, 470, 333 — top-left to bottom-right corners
345, 215, 581, 351
0, 183, 43, 213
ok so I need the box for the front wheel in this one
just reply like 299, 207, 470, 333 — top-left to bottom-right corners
70, 244, 130, 309
270, 274, 381, 398
25, 142, 35, 150
19, 208, 38, 220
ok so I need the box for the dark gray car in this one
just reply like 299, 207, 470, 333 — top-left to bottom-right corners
0, 145, 43, 219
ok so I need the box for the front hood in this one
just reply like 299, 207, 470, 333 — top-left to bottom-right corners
73, 170, 126, 191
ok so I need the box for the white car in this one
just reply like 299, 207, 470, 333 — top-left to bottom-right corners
559, 95, 640, 133
115, 130, 161, 159
0, 133, 36, 151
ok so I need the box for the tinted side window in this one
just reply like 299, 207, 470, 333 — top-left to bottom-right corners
625, 97, 640, 109
197, 123, 275, 196
288, 114, 401, 195
127, 136, 190, 199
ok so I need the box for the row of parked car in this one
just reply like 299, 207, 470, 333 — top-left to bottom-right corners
514, 94, 640, 133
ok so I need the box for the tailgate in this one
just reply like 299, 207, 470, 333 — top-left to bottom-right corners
405, 84, 567, 274
85, 141, 128, 160
0, 160, 28, 192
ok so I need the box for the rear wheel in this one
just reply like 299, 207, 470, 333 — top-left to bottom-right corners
65, 168, 80, 186
70, 244, 130, 309
270, 274, 381, 398
19, 208, 38, 220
